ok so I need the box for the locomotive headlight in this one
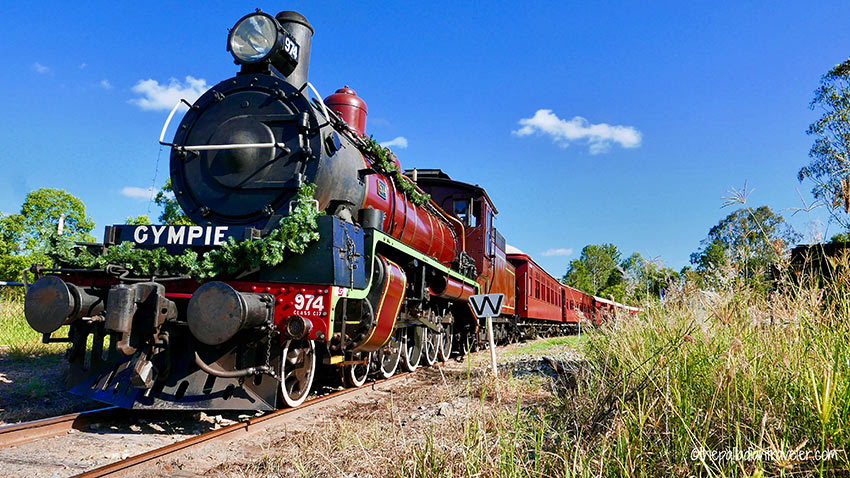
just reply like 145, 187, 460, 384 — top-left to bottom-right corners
229, 12, 279, 63
227, 11, 301, 75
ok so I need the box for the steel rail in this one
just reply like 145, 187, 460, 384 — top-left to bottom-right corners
0, 407, 121, 448
73, 373, 409, 478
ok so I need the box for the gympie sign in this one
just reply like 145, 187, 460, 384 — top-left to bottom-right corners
106, 224, 251, 251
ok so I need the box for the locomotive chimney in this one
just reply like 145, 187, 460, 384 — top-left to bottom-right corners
276, 11, 313, 88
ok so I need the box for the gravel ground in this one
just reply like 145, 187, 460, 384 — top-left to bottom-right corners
0, 353, 100, 425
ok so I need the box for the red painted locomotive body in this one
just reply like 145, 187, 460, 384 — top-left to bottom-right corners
323, 90, 459, 266
406, 170, 516, 315
359, 172, 457, 265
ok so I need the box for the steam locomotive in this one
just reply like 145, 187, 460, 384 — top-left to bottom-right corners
23, 9, 637, 410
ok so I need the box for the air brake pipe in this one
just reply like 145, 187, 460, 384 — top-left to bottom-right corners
194, 352, 272, 378
428, 275, 475, 301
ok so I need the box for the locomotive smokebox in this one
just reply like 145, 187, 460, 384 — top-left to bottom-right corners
275, 11, 313, 88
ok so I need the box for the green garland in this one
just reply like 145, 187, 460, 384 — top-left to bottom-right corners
46, 183, 323, 280
361, 136, 431, 206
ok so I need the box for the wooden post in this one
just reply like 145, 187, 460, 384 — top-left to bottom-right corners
486, 316, 497, 376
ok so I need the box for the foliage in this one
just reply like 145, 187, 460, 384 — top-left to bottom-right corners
830, 231, 850, 243
550, 268, 850, 476
0, 214, 29, 281
798, 58, 850, 229
360, 136, 431, 206
563, 243, 626, 301
125, 215, 152, 225
690, 205, 799, 288
154, 178, 193, 225
621, 252, 680, 301
17, 188, 95, 253
0, 189, 95, 281
48, 183, 323, 279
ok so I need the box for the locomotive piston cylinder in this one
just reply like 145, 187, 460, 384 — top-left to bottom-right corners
25, 276, 104, 334
428, 275, 475, 302
187, 282, 273, 346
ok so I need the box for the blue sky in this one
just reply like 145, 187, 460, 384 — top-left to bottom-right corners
1, 1, 848, 276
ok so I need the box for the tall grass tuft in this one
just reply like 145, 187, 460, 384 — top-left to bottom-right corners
552, 260, 850, 476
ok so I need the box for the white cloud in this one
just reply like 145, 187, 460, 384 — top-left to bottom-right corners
120, 186, 157, 201
379, 136, 409, 149
513, 109, 641, 154
32, 62, 50, 74
541, 248, 573, 257
79, 63, 87, 69
129, 76, 208, 112
99, 79, 112, 90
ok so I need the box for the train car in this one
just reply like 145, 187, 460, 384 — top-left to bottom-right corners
563, 285, 591, 324
506, 250, 562, 322
592, 296, 617, 324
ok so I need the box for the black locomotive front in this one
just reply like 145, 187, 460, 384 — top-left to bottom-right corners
168, 11, 367, 230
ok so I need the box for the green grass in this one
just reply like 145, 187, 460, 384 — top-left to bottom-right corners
0, 288, 66, 356
547, 274, 850, 476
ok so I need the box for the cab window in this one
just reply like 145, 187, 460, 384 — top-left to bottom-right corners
454, 199, 471, 226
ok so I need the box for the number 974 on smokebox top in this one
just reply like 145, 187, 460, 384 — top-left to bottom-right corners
468, 294, 505, 319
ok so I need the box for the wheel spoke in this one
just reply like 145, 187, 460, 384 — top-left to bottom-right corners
279, 340, 316, 408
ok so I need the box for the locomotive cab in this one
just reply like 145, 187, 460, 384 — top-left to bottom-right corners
404, 169, 516, 317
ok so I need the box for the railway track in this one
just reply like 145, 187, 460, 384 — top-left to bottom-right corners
68, 373, 409, 478
0, 407, 122, 448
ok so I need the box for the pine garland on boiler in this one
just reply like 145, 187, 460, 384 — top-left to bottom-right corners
360, 136, 431, 207
45, 183, 324, 279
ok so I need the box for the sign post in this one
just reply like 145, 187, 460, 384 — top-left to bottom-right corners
468, 293, 504, 376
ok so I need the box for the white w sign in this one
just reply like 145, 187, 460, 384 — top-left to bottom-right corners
468, 294, 504, 318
